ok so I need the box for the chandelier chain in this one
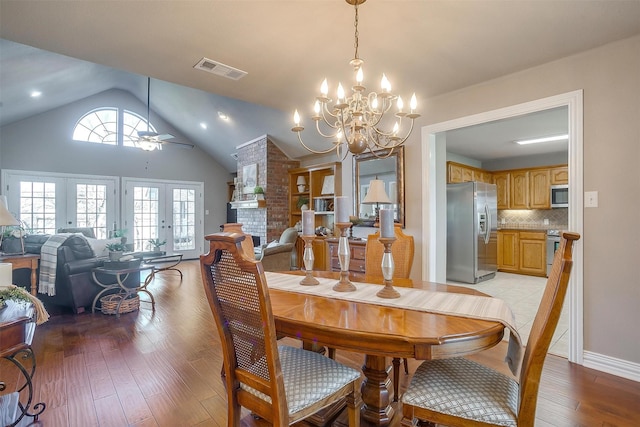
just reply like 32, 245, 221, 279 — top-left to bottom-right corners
354, 4, 359, 60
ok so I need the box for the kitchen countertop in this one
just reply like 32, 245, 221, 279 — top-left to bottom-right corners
497, 224, 568, 231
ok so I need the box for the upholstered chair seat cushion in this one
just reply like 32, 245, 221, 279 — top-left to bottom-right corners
241, 345, 361, 416
402, 358, 519, 427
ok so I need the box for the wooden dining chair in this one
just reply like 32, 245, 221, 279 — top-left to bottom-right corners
401, 231, 580, 427
364, 223, 415, 401
200, 232, 361, 427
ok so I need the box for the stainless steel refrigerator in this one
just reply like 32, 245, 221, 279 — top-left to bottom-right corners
446, 181, 497, 284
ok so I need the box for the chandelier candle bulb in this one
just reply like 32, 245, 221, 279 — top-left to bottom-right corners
302, 210, 315, 236
380, 208, 394, 238
335, 196, 350, 224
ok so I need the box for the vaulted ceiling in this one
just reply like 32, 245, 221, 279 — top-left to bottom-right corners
2, 0, 640, 172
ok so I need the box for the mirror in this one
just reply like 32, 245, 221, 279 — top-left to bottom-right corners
353, 146, 405, 227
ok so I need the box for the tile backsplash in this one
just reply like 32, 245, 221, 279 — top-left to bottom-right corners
497, 208, 568, 229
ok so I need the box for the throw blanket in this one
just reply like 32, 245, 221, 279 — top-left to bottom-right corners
39, 234, 72, 296
264, 272, 523, 376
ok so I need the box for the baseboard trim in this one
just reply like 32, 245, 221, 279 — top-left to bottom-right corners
583, 351, 640, 382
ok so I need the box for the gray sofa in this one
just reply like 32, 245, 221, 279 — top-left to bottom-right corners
14, 229, 139, 314
258, 227, 298, 271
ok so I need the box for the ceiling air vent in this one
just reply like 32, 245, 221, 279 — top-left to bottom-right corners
194, 57, 247, 80
230, 153, 239, 160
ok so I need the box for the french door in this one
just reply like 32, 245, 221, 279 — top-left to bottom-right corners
123, 178, 203, 259
2, 170, 117, 237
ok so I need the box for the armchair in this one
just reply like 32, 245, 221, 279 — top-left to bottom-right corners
258, 227, 298, 271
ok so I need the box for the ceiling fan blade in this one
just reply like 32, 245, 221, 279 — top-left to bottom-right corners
163, 140, 195, 149
156, 133, 175, 141
137, 130, 159, 138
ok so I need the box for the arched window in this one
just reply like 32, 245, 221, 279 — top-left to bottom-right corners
123, 110, 157, 147
72, 108, 157, 146
72, 108, 118, 144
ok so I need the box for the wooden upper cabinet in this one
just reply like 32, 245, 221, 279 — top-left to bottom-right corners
510, 171, 529, 209
550, 166, 569, 185
493, 172, 510, 210
448, 162, 473, 183
529, 169, 551, 209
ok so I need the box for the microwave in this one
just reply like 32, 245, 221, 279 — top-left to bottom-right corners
551, 184, 569, 208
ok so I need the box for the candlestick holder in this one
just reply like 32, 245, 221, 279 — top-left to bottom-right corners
376, 236, 400, 298
300, 235, 319, 286
333, 222, 356, 292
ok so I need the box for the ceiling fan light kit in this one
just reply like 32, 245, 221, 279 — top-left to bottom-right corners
292, 0, 419, 160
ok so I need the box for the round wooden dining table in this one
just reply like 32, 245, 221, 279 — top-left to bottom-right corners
268, 272, 506, 427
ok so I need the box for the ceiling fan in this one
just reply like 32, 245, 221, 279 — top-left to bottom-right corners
133, 77, 194, 151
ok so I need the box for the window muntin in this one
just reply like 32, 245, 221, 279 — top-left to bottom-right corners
76, 183, 108, 238
72, 108, 118, 144
123, 110, 157, 147
72, 108, 156, 146
19, 181, 57, 235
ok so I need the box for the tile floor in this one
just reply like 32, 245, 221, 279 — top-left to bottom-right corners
445, 272, 569, 358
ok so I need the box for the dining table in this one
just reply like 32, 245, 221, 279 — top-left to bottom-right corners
266, 271, 511, 427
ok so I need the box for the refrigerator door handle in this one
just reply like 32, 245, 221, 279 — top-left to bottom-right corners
484, 204, 491, 244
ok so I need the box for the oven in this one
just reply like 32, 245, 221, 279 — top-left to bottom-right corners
546, 230, 561, 276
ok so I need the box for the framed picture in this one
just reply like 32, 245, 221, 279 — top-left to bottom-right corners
243, 163, 257, 193
321, 175, 334, 195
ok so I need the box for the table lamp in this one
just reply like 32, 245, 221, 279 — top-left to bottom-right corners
0, 195, 24, 255
296, 176, 307, 193
362, 179, 392, 222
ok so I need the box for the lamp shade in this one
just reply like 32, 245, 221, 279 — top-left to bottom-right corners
362, 180, 392, 204
296, 176, 306, 185
0, 198, 19, 226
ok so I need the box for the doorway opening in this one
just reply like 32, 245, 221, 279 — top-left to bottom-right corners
420, 90, 584, 363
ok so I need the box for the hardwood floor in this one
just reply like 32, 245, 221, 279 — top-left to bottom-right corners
2, 260, 639, 426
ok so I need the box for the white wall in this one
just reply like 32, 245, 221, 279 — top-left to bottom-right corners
0, 89, 231, 235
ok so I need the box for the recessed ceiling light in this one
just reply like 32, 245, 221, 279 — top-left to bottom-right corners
218, 112, 229, 121
30, 91, 42, 98
514, 134, 568, 145
200, 122, 208, 130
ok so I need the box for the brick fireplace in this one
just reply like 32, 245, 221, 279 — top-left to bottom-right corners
235, 135, 299, 246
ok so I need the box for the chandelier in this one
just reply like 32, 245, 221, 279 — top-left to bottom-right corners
292, 0, 419, 159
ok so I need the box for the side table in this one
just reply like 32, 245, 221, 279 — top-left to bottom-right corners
0, 254, 40, 296
0, 301, 45, 426
91, 265, 155, 318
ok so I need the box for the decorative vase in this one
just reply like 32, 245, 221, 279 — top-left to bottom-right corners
300, 204, 309, 211
297, 185, 306, 193
109, 251, 123, 261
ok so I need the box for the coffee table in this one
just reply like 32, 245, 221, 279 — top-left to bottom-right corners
132, 252, 184, 282
91, 264, 155, 317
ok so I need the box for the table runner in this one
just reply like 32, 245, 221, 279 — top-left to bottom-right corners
265, 272, 523, 376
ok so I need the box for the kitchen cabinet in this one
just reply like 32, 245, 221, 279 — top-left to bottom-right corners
327, 238, 366, 280
529, 169, 551, 209
498, 230, 546, 277
493, 172, 510, 210
550, 166, 569, 185
510, 171, 529, 209
446, 162, 492, 184
518, 231, 547, 276
497, 230, 518, 272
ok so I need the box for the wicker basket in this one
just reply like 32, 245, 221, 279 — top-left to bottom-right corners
100, 293, 139, 315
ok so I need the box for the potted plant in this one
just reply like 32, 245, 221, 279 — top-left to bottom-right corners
296, 195, 309, 211
147, 238, 166, 254
0, 286, 32, 311
253, 186, 265, 200
106, 242, 127, 261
